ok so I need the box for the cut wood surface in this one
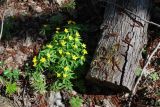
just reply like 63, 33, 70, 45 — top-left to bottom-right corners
87, 0, 151, 91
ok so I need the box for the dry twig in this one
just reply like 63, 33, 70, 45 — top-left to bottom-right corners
0, 10, 5, 40
129, 42, 160, 106
132, 42, 160, 94
0, 0, 9, 40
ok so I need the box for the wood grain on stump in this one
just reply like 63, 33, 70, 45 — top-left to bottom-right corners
87, 0, 151, 91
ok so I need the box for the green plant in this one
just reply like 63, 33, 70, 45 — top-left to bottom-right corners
0, 67, 20, 95
5, 82, 18, 96
69, 96, 83, 107
135, 67, 142, 76
149, 72, 159, 81
32, 21, 87, 91
31, 71, 46, 94
61, 0, 76, 10
24, 63, 46, 94
3, 69, 19, 81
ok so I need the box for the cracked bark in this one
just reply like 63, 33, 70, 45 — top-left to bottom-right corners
87, 0, 151, 91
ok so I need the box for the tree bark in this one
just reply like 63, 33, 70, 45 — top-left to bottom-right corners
87, 0, 151, 91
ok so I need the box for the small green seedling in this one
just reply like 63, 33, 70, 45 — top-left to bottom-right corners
135, 67, 142, 77
69, 96, 83, 107
0, 68, 20, 95
149, 72, 159, 81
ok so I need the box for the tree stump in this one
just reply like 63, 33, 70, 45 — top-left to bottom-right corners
87, 0, 152, 91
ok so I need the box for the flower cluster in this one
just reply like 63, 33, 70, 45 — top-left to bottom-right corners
32, 21, 87, 91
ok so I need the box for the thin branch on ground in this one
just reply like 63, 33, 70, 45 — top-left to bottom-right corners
0, 0, 9, 40
132, 42, 160, 94
129, 42, 160, 106
0, 10, 6, 40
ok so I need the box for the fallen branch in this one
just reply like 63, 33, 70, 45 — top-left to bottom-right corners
0, 10, 5, 40
0, 0, 9, 40
132, 42, 160, 94
129, 42, 160, 106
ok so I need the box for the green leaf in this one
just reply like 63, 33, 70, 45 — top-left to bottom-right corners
3, 69, 10, 75
12, 69, 19, 80
69, 96, 83, 107
31, 72, 46, 94
3, 69, 13, 80
135, 68, 142, 76
6, 82, 18, 95
150, 72, 159, 81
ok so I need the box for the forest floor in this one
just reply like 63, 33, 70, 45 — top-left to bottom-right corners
0, 0, 160, 107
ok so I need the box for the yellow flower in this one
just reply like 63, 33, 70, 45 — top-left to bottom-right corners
64, 28, 69, 33
47, 44, 53, 48
75, 38, 79, 42
67, 20, 72, 24
32, 56, 37, 63
73, 44, 78, 49
72, 55, 78, 60
67, 20, 76, 24
82, 49, 88, 55
32, 56, 37, 67
33, 62, 37, 67
59, 49, 63, 55
75, 31, 80, 37
66, 52, 70, 55
68, 36, 73, 40
47, 53, 51, 58
68, 20, 76, 24
57, 73, 61, 77
82, 44, 86, 48
56, 27, 60, 30
60, 40, 66, 46
81, 56, 85, 61
40, 57, 46, 63
64, 66, 69, 71
63, 74, 68, 78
